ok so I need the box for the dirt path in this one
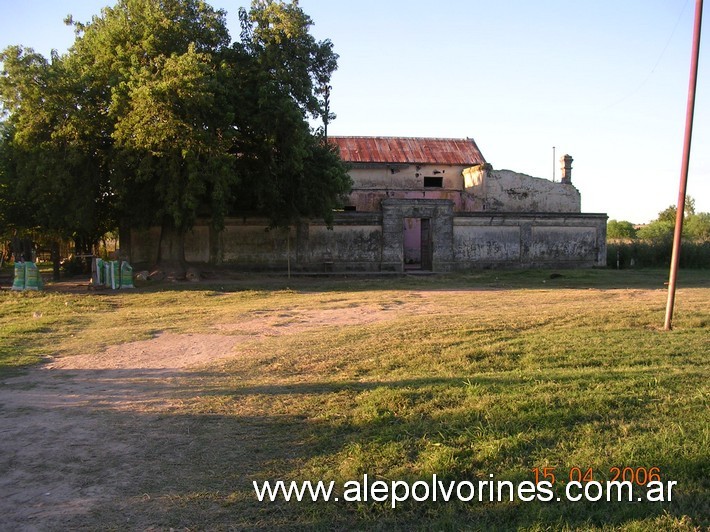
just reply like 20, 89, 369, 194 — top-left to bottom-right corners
0, 297, 439, 530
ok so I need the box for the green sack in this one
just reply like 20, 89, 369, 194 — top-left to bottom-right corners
104, 260, 120, 289
94, 258, 105, 286
120, 261, 134, 289
112, 261, 120, 289
24, 262, 43, 291
103, 262, 111, 288
11, 262, 25, 291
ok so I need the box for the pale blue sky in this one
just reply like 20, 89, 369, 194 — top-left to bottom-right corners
1, 0, 708, 223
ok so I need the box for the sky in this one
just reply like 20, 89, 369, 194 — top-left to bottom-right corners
1, 0, 708, 224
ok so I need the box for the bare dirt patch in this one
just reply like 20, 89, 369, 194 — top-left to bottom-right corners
213, 298, 426, 335
0, 296, 439, 529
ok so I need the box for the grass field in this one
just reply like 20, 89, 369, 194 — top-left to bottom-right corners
0, 269, 708, 530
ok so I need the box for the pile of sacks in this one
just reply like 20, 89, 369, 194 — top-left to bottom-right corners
93, 258, 134, 289
11, 262, 44, 291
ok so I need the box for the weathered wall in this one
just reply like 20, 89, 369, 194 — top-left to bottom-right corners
463, 165, 581, 213
346, 164, 483, 213
349, 164, 465, 189
347, 188, 481, 213
130, 227, 161, 266
128, 148, 603, 272
131, 220, 294, 270
185, 225, 210, 263
131, 211, 606, 272
218, 220, 293, 268
347, 163, 578, 215
453, 213, 606, 268
298, 215, 383, 271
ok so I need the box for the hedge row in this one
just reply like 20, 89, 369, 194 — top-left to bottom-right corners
607, 240, 710, 269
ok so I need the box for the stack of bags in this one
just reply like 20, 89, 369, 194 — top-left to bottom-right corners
11, 262, 44, 291
93, 258, 134, 289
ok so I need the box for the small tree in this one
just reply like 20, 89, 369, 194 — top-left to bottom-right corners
607, 220, 637, 240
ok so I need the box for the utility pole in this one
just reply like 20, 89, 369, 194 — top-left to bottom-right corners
664, 0, 703, 331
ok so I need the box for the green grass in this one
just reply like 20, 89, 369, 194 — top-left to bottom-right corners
1, 269, 708, 530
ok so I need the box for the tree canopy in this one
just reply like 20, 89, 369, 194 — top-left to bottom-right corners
608, 196, 710, 242
637, 196, 708, 242
0, 0, 350, 273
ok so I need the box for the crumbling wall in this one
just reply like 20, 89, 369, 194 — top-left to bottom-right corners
463, 165, 581, 213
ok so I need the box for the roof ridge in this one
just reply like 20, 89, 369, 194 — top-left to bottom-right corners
330, 136, 486, 166
329, 135, 474, 141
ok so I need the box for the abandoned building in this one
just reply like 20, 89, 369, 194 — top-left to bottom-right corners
131, 136, 607, 271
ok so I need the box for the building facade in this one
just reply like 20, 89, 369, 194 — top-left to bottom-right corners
131, 136, 607, 271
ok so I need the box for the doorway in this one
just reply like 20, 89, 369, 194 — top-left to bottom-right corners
403, 218, 433, 271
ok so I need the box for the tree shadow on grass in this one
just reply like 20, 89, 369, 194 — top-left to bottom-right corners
1, 365, 706, 530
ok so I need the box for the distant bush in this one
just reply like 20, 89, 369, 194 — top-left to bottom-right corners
607, 220, 637, 239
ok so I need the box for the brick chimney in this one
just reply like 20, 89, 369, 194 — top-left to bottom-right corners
560, 154, 573, 184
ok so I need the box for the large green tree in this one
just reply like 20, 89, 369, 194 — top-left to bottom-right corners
1, 0, 350, 277
65, 0, 236, 276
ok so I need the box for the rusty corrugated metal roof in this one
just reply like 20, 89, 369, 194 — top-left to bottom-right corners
329, 136, 486, 166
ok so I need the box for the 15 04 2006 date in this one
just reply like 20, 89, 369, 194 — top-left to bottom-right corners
532, 466, 664, 485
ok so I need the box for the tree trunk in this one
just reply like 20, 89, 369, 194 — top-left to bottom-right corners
156, 218, 188, 280
51, 241, 61, 281
209, 223, 223, 266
